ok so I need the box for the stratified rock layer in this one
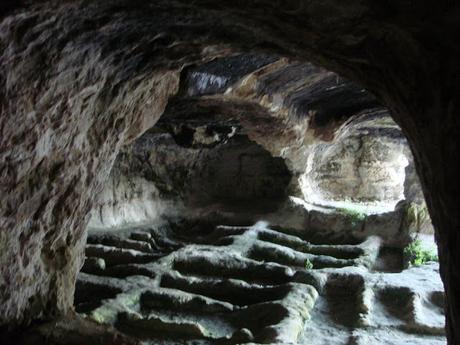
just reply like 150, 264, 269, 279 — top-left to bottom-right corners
89, 55, 432, 242
2, 1, 460, 343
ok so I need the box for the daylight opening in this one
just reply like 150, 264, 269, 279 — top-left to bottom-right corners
76, 55, 444, 344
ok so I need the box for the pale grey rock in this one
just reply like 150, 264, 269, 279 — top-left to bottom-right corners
74, 222, 444, 345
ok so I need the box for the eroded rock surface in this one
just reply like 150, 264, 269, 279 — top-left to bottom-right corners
302, 110, 408, 205
75, 222, 444, 345
2, 1, 458, 341
88, 122, 292, 230
89, 55, 432, 243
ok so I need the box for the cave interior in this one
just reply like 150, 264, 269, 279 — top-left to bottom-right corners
1, 1, 460, 345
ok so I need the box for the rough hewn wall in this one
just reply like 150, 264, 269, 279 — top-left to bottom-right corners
88, 127, 292, 229
1, 1, 460, 343
0, 2, 184, 326
303, 111, 407, 204
88, 57, 430, 243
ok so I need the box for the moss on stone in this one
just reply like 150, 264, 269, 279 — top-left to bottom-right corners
337, 206, 367, 227
403, 239, 438, 266
305, 258, 314, 270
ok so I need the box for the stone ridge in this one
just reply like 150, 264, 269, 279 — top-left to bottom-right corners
75, 222, 444, 344
2, 0, 458, 341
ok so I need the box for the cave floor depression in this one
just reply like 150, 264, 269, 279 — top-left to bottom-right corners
75, 221, 445, 345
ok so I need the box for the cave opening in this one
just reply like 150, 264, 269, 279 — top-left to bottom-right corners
73, 55, 445, 345
2, 2, 460, 345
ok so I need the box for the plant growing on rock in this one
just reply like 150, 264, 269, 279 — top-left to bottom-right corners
305, 258, 314, 270
338, 207, 367, 228
403, 239, 438, 266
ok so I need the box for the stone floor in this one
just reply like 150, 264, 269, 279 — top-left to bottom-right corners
75, 221, 445, 345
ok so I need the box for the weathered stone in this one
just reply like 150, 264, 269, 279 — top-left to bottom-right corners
81, 257, 106, 275
73, 222, 444, 345
2, 1, 460, 342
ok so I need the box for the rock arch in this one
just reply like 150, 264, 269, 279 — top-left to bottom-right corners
1, 1, 460, 343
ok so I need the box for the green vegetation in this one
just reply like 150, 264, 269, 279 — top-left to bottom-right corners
340, 208, 367, 221
338, 207, 367, 227
403, 239, 438, 266
305, 258, 314, 270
